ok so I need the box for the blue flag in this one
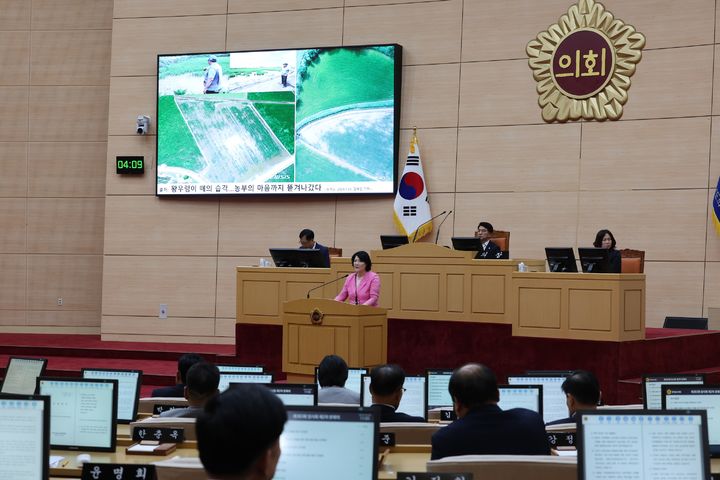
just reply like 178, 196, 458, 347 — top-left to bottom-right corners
713, 176, 720, 236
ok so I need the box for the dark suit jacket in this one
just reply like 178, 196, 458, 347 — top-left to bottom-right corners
373, 404, 425, 423
151, 384, 185, 397
608, 249, 621, 273
431, 404, 550, 460
475, 240, 503, 260
305, 242, 331, 268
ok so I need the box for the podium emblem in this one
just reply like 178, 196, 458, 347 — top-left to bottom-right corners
310, 308, 324, 325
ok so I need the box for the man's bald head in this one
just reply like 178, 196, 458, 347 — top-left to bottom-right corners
448, 363, 499, 410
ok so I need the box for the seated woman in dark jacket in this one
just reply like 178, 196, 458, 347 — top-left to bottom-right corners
593, 229, 621, 273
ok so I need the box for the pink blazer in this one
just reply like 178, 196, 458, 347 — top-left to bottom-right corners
335, 271, 380, 307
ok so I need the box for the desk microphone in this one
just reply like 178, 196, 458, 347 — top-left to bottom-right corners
434, 210, 453, 244
306, 274, 349, 299
412, 210, 447, 242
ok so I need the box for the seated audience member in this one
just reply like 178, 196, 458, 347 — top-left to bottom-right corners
317, 354, 360, 404
152, 353, 204, 397
299, 228, 330, 268
334, 250, 381, 306
474, 222, 503, 259
431, 363, 550, 460
197, 384, 287, 480
160, 362, 220, 418
546, 370, 601, 426
369, 364, 424, 423
593, 229, 621, 273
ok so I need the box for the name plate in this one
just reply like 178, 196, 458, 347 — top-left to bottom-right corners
440, 409, 457, 421
379, 432, 396, 446
397, 473, 473, 480
132, 426, 185, 443
152, 404, 181, 415
547, 431, 575, 448
81, 464, 156, 480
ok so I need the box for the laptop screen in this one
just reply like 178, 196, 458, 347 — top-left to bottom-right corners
259, 384, 317, 406
643, 374, 705, 409
1, 357, 47, 395
315, 367, 367, 398
498, 385, 543, 415
81, 368, 141, 423
426, 369, 453, 409
508, 375, 568, 423
361, 374, 427, 419
578, 410, 710, 480
217, 364, 264, 373
275, 406, 378, 480
663, 385, 720, 456
0, 394, 49, 480
37, 377, 117, 451
218, 373, 274, 392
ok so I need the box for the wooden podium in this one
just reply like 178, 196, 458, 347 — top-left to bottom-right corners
282, 299, 387, 379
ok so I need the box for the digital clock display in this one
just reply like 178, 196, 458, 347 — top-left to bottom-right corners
116, 156, 144, 174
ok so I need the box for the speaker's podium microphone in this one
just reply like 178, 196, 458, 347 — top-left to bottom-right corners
434, 210, 453, 244
306, 274, 349, 299
411, 210, 447, 242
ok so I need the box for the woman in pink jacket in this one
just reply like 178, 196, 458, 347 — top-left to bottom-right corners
335, 250, 381, 307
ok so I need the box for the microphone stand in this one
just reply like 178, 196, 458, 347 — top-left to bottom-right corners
306, 274, 349, 299
434, 210, 453, 244
412, 210, 447, 243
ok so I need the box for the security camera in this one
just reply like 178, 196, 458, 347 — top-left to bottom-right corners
136, 115, 150, 135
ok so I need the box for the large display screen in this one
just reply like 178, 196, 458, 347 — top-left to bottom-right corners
156, 44, 401, 196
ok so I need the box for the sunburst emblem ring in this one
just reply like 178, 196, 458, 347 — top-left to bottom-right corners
527, 0, 645, 122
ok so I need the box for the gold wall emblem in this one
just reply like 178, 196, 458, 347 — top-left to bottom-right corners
527, 0, 645, 122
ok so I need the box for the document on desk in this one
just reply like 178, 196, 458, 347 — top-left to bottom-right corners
0, 398, 46, 479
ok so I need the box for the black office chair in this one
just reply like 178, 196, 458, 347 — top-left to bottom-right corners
662, 316, 708, 330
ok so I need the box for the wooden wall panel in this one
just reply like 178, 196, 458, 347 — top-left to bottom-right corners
216, 256, 249, 319
107, 76, 156, 136
105, 135, 155, 195
0, 31, 30, 85
27, 254, 102, 310
707, 189, 720, 262
714, 47, 720, 116
343, 0, 462, 65
346, 0, 437, 5
0, 0, 31, 30
215, 318, 236, 337
644, 261, 705, 327
0, 254, 25, 309
226, 9, 343, 52
29, 86, 109, 141
581, 118, 711, 190
577, 190, 708, 261
111, 15, 227, 77
229, 0, 342, 13
0, 87, 29, 141
622, 46, 713, 120
401, 64, 460, 128
711, 120, 720, 189
218, 197, 336, 257
27, 198, 104, 254
398, 128, 457, 193
704, 262, 720, 314
0, 311, 26, 326
114, 0, 228, 18
32, 0, 112, 29
456, 123, 580, 192
28, 311, 99, 327
0, 142, 27, 197
0, 199, 26, 252
334, 196, 395, 254
30, 31, 112, 85
104, 196, 219, 255
102, 256, 217, 317
28, 142, 107, 197
102, 316, 215, 337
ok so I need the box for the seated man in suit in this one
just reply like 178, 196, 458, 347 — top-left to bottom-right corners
152, 353, 204, 397
369, 364, 424, 423
299, 228, 331, 268
317, 354, 360, 405
197, 384, 287, 480
546, 370, 601, 426
431, 363, 550, 459
160, 362, 219, 418
474, 221, 503, 259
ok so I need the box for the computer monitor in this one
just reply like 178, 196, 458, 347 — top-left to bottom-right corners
642, 373, 705, 410
380, 235, 409, 249
0, 394, 50, 480
545, 247, 578, 272
274, 406, 378, 480
425, 369, 453, 410
451, 236, 482, 252
498, 385, 543, 416
259, 384, 317, 406
218, 372, 274, 392
578, 247, 610, 273
217, 364, 265, 373
315, 367, 367, 399
577, 410, 710, 480
525, 369, 577, 377
269, 248, 328, 268
37, 377, 117, 452
662, 385, 720, 456
81, 368, 142, 423
1, 357, 47, 395
507, 374, 569, 424
360, 374, 427, 420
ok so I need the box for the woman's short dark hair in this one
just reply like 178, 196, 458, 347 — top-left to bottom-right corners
351, 250, 372, 271
593, 229, 616, 249
317, 355, 349, 388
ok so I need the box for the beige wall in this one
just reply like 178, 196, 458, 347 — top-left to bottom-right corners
0, 0, 112, 334
5, 0, 711, 342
